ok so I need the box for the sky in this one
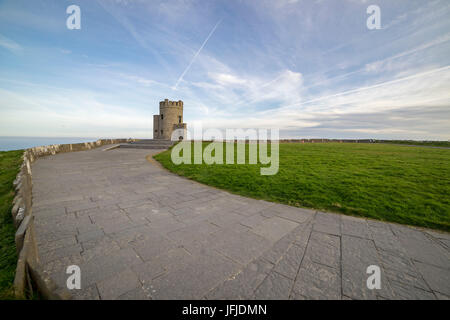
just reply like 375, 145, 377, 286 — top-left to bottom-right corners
0, 0, 449, 140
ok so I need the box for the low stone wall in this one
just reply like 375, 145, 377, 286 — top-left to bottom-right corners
11, 138, 136, 299
280, 139, 375, 143
199, 139, 376, 144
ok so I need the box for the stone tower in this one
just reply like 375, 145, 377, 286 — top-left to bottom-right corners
153, 99, 187, 140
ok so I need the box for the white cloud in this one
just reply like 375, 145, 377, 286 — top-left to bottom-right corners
0, 34, 22, 53
0, 88, 153, 138
188, 69, 303, 109
208, 73, 247, 86
185, 65, 450, 140
364, 34, 450, 74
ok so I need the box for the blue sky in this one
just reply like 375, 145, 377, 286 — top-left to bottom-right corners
0, 0, 449, 139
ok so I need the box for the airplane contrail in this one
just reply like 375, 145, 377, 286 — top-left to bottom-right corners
173, 19, 222, 90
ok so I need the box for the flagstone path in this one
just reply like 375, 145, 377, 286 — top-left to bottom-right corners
32, 147, 450, 300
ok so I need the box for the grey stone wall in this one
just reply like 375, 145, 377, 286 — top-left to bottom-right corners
11, 138, 136, 299
153, 115, 161, 139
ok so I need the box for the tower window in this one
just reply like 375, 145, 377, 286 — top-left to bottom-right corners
161, 114, 164, 120
154, 130, 157, 133
178, 116, 182, 124
161, 130, 163, 134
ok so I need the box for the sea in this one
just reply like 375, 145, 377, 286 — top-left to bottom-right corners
0, 137, 99, 151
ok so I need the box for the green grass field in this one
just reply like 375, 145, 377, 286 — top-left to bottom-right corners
0, 150, 23, 299
154, 142, 450, 232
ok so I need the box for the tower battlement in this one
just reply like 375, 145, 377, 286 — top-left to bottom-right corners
159, 99, 183, 108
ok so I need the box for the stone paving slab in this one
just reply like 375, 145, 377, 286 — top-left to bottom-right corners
31, 148, 450, 300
